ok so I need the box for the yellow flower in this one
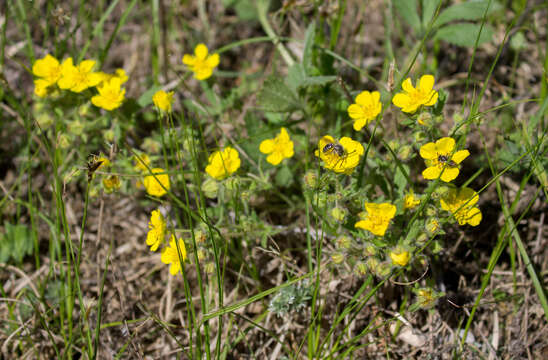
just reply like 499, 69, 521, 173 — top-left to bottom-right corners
355, 202, 396, 236
91, 77, 126, 111
440, 187, 482, 226
102, 175, 121, 192
390, 249, 410, 267
147, 209, 166, 252
403, 190, 421, 210
347, 90, 382, 131
314, 135, 364, 174
32, 54, 62, 87
392, 75, 438, 113
34, 79, 50, 98
205, 147, 240, 180
133, 153, 151, 173
152, 90, 174, 113
97, 68, 129, 85
57, 58, 102, 93
420, 137, 469, 182
259, 127, 294, 165
161, 235, 187, 275
143, 168, 170, 197
182, 43, 220, 80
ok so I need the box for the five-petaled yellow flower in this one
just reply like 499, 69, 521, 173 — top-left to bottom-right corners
355, 202, 396, 236
390, 249, 410, 267
152, 90, 174, 113
259, 127, 294, 165
91, 77, 126, 111
182, 44, 220, 80
147, 209, 166, 251
403, 190, 421, 210
161, 235, 187, 275
32, 54, 62, 96
420, 137, 469, 182
143, 168, 170, 197
315, 135, 364, 174
392, 75, 438, 113
347, 90, 382, 131
58, 58, 102, 93
440, 187, 482, 226
205, 147, 240, 180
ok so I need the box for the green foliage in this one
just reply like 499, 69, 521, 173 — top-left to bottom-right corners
268, 281, 312, 316
0, 222, 33, 263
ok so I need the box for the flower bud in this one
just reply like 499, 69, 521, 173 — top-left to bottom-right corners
68, 120, 84, 136
201, 178, 219, 199
103, 175, 121, 193
143, 138, 161, 154
224, 177, 240, 191
58, 133, 71, 149
335, 236, 351, 249
375, 262, 392, 277
364, 244, 377, 257
331, 207, 346, 222
389, 248, 410, 267
331, 252, 344, 264
354, 262, 368, 276
36, 113, 54, 129
197, 249, 207, 262
398, 145, 412, 161
303, 171, 318, 189
205, 262, 215, 274
195, 230, 206, 244
103, 129, 115, 142
417, 112, 432, 126
413, 131, 427, 143
425, 218, 440, 235
78, 104, 90, 117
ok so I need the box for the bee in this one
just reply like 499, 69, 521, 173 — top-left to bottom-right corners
437, 155, 456, 168
323, 142, 346, 157
86, 155, 104, 182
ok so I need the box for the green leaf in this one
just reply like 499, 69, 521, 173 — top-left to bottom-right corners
137, 85, 162, 107
433, 1, 500, 28
394, 0, 421, 33
299, 76, 337, 88
302, 22, 316, 74
256, 77, 300, 113
394, 164, 409, 197
422, 0, 441, 28
434, 23, 494, 47
1, 222, 32, 263
286, 63, 306, 93
275, 165, 294, 187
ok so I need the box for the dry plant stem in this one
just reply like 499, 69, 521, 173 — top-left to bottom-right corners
256, 0, 295, 67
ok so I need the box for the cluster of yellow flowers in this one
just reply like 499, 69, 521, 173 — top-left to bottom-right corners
32, 54, 127, 111
146, 209, 187, 275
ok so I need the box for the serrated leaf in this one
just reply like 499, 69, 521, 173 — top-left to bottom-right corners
394, 0, 421, 33
434, 23, 494, 47
256, 77, 300, 113
287, 63, 306, 93
433, 1, 499, 28
394, 164, 409, 196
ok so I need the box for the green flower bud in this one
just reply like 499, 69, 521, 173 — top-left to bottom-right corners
331, 207, 346, 222
194, 230, 206, 244
413, 131, 427, 143
224, 177, 240, 191
36, 113, 54, 129
58, 133, 71, 149
205, 262, 215, 274
68, 120, 84, 136
103, 129, 115, 142
197, 249, 207, 262
355, 262, 368, 276
366, 257, 379, 272
303, 171, 318, 189
417, 233, 428, 244
78, 104, 90, 117
201, 178, 219, 198
143, 138, 161, 154
331, 252, 344, 264
417, 112, 432, 126
398, 145, 412, 161
364, 244, 377, 257
375, 262, 391, 277
335, 236, 351, 249
425, 218, 440, 235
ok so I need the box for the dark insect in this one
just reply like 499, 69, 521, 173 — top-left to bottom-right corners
323, 143, 346, 157
87, 156, 104, 182
438, 154, 456, 167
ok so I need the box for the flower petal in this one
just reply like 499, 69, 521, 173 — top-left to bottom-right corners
194, 44, 209, 60
401, 78, 414, 93
436, 137, 455, 153
422, 166, 441, 180
182, 54, 196, 66
259, 139, 275, 154
440, 167, 459, 182
452, 150, 470, 164
419, 142, 438, 160
466, 207, 482, 226
347, 104, 365, 119
206, 53, 220, 68
392, 93, 410, 109
424, 90, 438, 106
267, 152, 283, 165
419, 75, 435, 92
353, 118, 366, 131
355, 91, 371, 106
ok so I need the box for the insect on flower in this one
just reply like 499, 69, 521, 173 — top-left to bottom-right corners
322, 141, 357, 169
315, 135, 364, 175
86, 154, 109, 182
